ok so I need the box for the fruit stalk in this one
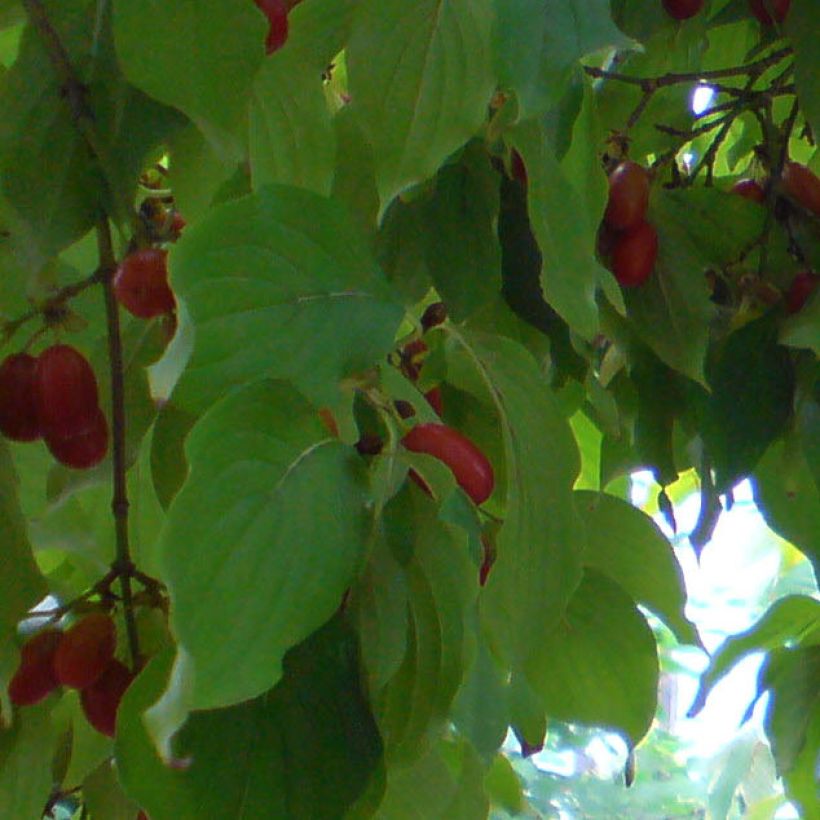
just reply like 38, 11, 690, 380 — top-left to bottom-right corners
98, 218, 141, 670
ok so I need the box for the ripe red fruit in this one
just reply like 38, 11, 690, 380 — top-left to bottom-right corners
782, 161, 820, 217
80, 659, 135, 737
424, 386, 443, 416
169, 212, 186, 239
420, 302, 447, 332
785, 271, 819, 314
35, 345, 100, 439
402, 423, 494, 505
113, 249, 175, 320
604, 161, 650, 232
54, 613, 116, 690
8, 629, 62, 706
44, 406, 108, 469
748, 0, 790, 24
663, 0, 703, 20
731, 178, 766, 203
254, 0, 289, 53
612, 221, 659, 287
0, 353, 41, 442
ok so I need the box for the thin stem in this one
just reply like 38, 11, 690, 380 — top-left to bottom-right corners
97, 217, 141, 670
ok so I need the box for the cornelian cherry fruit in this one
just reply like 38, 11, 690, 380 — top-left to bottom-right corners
80, 659, 135, 737
402, 423, 494, 504
782, 161, 820, 217
748, 0, 790, 25
663, 0, 703, 20
254, 0, 289, 54
44, 406, 108, 470
8, 629, 62, 706
0, 353, 41, 442
54, 613, 117, 690
612, 221, 658, 287
35, 345, 100, 439
604, 161, 650, 232
731, 178, 766, 203
424, 387, 443, 416
785, 272, 819, 314
114, 249, 175, 320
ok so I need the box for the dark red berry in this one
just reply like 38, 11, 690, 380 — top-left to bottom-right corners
44, 406, 108, 470
8, 629, 62, 706
254, 0, 289, 53
420, 302, 447, 332
748, 0, 790, 25
663, 0, 703, 19
402, 423, 494, 505
80, 659, 135, 737
113, 249, 175, 320
604, 161, 650, 232
355, 434, 383, 456
395, 400, 416, 419
511, 150, 527, 187
785, 271, 819, 314
782, 161, 820, 217
612, 221, 658, 288
0, 353, 41, 441
731, 178, 766, 203
35, 345, 100, 439
54, 613, 116, 690
424, 386, 443, 416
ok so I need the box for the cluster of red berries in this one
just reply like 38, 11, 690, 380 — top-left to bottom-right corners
8, 612, 135, 737
600, 160, 658, 288
0, 345, 108, 469
663, 0, 790, 24
730, 161, 820, 314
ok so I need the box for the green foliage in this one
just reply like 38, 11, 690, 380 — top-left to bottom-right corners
0, 0, 817, 816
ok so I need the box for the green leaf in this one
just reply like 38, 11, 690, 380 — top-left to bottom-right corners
0, 442, 47, 646
112, 0, 265, 158
493, 0, 633, 119
779, 288, 820, 355
287, 0, 358, 70
484, 753, 525, 815
575, 489, 698, 645
786, 0, 820, 140
82, 759, 141, 820
161, 380, 370, 709
453, 333, 583, 667
700, 314, 795, 493
347, 0, 495, 213
169, 185, 403, 412
250, 49, 336, 196
0, 704, 56, 820
118, 620, 384, 820
524, 569, 659, 746
689, 596, 820, 718
510, 119, 605, 340
374, 738, 489, 820
780, 697, 820, 819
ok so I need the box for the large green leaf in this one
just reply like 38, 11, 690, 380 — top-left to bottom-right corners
689, 596, 820, 718
451, 332, 583, 667
117, 621, 384, 820
0, 704, 55, 819
160, 380, 370, 709
510, 119, 606, 340
113, 0, 264, 158
575, 489, 698, 645
0, 443, 47, 648
250, 49, 335, 196
347, 0, 495, 213
493, 0, 633, 119
524, 569, 659, 747
169, 185, 403, 412
786, 0, 820, 140
286, 0, 358, 70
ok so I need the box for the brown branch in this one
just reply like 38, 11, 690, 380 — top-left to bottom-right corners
97, 217, 141, 671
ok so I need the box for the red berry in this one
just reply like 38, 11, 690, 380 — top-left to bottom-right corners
785, 271, 819, 314
604, 161, 650, 232
35, 345, 100, 439
420, 302, 447, 331
0, 353, 41, 442
782, 161, 820, 217
402, 423, 494, 505
511, 150, 528, 187
80, 659, 135, 737
663, 0, 703, 19
44, 406, 108, 470
169, 212, 186, 239
8, 629, 62, 706
612, 221, 658, 287
424, 386, 443, 416
748, 0, 790, 24
54, 613, 116, 690
254, 0, 289, 54
731, 178, 766, 203
113, 249, 175, 320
